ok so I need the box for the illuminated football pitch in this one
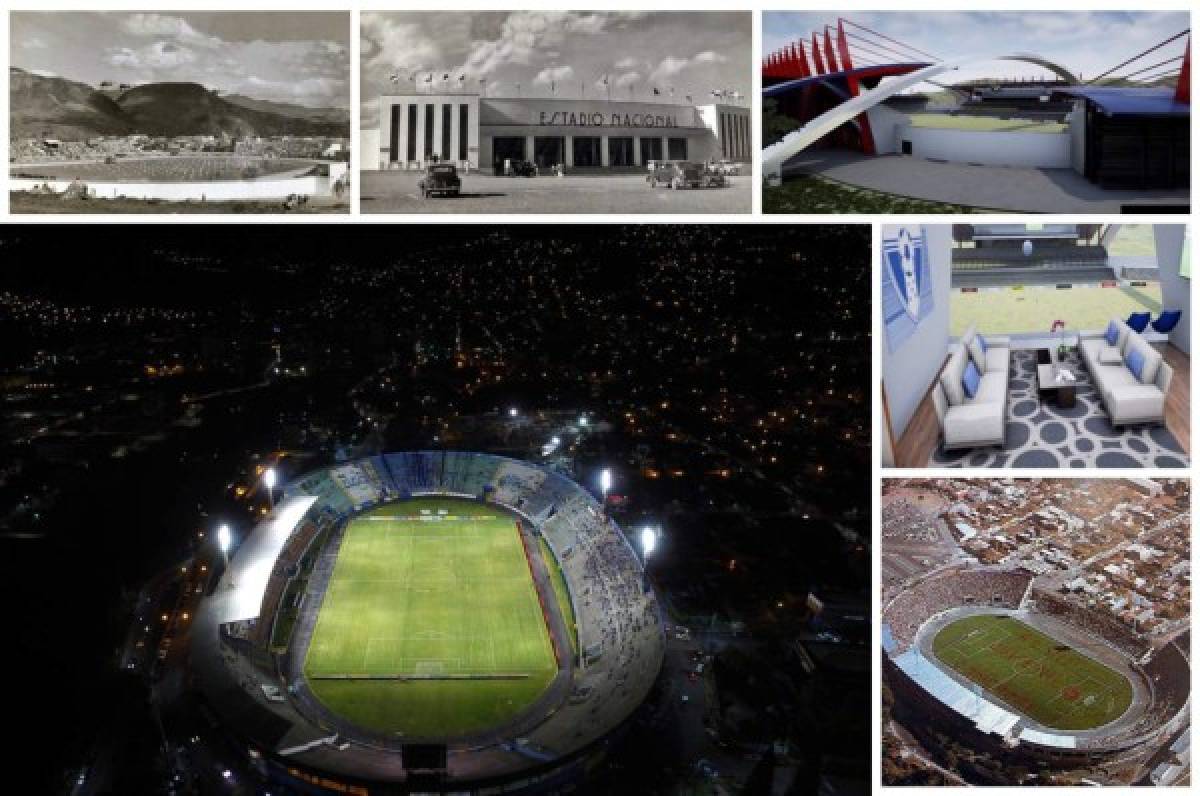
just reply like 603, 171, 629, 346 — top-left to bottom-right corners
304, 497, 558, 737
933, 614, 1132, 731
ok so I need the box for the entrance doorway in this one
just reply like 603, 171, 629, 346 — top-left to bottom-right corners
534, 137, 565, 169
492, 137, 526, 173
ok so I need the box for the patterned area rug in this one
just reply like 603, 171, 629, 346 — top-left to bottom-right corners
929, 349, 1189, 468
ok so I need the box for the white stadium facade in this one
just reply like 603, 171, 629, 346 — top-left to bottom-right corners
371, 94, 752, 172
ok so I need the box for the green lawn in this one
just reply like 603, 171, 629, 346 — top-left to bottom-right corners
950, 282, 1161, 337
932, 614, 1132, 731
907, 113, 1066, 134
538, 537, 578, 656
1107, 225, 1158, 257
764, 174, 992, 214
304, 497, 556, 737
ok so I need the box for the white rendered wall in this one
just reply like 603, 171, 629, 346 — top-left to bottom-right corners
897, 126, 1071, 169
881, 224, 953, 444
13, 162, 347, 201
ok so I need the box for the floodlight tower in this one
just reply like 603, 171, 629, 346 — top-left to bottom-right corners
263, 467, 277, 508
217, 523, 232, 574
640, 526, 658, 564
600, 468, 612, 513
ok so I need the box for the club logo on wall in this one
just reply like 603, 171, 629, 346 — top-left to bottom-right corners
882, 226, 933, 353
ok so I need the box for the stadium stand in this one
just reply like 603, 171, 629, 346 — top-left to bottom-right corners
883, 568, 1032, 652
1028, 589, 1148, 658
883, 566, 1189, 762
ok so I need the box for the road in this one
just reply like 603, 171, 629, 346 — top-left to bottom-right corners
361, 171, 751, 214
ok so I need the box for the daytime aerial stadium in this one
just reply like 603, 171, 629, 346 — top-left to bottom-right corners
761, 13, 1190, 213
192, 452, 664, 793
881, 478, 1190, 786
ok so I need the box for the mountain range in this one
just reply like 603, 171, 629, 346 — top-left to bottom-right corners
10, 68, 350, 140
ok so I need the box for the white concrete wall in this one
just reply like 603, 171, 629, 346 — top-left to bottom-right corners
866, 105, 910, 155
882, 224, 953, 444
897, 126, 1071, 169
1154, 225, 1190, 355
697, 104, 751, 162
361, 127, 380, 169
13, 161, 347, 201
379, 94, 480, 169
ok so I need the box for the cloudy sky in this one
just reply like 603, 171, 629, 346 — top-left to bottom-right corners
12, 12, 350, 108
361, 12, 751, 128
764, 12, 1189, 87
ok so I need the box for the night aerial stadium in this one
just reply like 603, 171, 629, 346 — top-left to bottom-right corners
0, 224, 870, 794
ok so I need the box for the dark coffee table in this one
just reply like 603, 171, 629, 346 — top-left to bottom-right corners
1036, 350, 1076, 408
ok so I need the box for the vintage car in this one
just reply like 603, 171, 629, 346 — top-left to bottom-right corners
509, 160, 537, 177
647, 161, 724, 189
418, 163, 461, 198
712, 159, 741, 176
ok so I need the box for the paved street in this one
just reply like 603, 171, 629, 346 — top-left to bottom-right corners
361, 171, 752, 214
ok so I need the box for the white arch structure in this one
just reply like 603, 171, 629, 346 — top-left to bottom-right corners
763, 54, 1078, 180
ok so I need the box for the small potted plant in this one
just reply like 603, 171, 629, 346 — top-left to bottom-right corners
1051, 319, 1068, 361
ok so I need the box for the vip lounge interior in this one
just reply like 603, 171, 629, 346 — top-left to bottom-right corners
882, 224, 1190, 468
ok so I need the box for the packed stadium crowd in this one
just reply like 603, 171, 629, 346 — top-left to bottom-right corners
1028, 590, 1150, 659
883, 568, 1032, 651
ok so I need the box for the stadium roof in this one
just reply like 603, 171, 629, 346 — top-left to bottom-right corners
1051, 87, 1190, 117
216, 495, 317, 622
762, 62, 929, 99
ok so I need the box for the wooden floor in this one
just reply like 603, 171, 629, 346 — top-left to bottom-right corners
891, 343, 1190, 468
1155, 342, 1190, 455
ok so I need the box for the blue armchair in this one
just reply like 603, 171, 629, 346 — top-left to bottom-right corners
1151, 310, 1182, 335
1125, 312, 1152, 333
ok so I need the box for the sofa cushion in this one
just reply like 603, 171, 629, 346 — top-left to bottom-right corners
984, 347, 1008, 373
1126, 347, 1145, 380
967, 336, 986, 373
1099, 347, 1124, 365
963, 359, 981, 399
976, 372, 1007, 404
1130, 339, 1161, 385
940, 347, 966, 406
1105, 320, 1119, 347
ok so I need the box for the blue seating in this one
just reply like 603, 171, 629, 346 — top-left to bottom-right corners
1125, 312, 1152, 333
1151, 310, 1182, 335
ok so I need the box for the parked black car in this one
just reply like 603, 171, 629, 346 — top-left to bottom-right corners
418, 163, 461, 198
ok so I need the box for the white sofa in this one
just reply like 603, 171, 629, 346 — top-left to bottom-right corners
1079, 317, 1173, 426
932, 327, 1012, 450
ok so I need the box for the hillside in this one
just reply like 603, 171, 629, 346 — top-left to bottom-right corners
9, 68, 133, 140
10, 68, 349, 140
223, 94, 350, 127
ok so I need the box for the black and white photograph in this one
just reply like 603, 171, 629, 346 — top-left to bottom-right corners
359, 11, 753, 214
9, 12, 352, 214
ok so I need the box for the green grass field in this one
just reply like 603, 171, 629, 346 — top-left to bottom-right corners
304, 497, 557, 737
907, 113, 1066, 134
933, 614, 1133, 731
538, 537, 578, 655
950, 282, 1162, 337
